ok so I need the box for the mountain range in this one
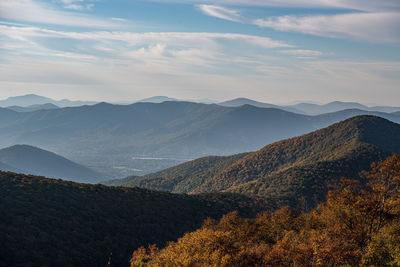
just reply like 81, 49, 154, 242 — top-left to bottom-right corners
2, 94, 399, 114
5, 103, 60, 112
1, 100, 399, 178
217, 98, 400, 114
0, 94, 96, 108
0, 145, 104, 183
287, 101, 400, 115
106, 115, 400, 211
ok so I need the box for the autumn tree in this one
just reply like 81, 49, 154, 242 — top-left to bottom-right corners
130, 154, 400, 267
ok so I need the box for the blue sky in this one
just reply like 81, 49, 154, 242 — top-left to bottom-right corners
0, 0, 399, 105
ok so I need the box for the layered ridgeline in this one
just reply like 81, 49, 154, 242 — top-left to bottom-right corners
6, 103, 59, 112
0, 94, 96, 107
109, 116, 400, 210
218, 98, 400, 114
1, 101, 399, 177
0, 172, 267, 267
0, 145, 104, 183
287, 101, 400, 115
218, 97, 304, 114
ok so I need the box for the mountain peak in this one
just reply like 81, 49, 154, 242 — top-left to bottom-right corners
191, 115, 400, 193
138, 96, 178, 103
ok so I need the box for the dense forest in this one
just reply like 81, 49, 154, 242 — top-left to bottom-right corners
0, 172, 268, 267
131, 154, 400, 266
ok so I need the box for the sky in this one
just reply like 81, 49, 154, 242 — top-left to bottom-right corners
0, 0, 399, 105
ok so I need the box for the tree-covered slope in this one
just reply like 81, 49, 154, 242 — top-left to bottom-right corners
0, 145, 105, 183
0, 172, 268, 267
228, 142, 391, 210
113, 116, 400, 211
104, 153, 249, 193
194, 115, 400, 193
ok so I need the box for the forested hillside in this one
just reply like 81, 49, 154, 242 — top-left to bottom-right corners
0, 172, 267, 267
104, 153, 249, 192
114, 116, 400, 211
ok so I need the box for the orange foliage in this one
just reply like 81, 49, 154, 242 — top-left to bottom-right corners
131, 154, 400, 267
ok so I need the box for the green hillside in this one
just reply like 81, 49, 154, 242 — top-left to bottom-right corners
194, 115, 400, 193
227, 142, 390, 210
104, 153, 249, 193
0, 172, 267, 267
112, 116, 400, 211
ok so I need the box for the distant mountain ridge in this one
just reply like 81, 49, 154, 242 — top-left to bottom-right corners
0, 145, 104, 183
6, 103, 59, 112
288, 101, 400, 115
138, 96, 178, 103
3, 94, 398, 114
218, 98, 304, 114
217, 98, 400, 115
0, 94, 97, 107
109, 116, 400, 210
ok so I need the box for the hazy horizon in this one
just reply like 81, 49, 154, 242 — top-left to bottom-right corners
0, 93, 399, 107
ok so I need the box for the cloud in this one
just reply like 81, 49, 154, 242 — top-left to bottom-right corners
63, 4, 94, 11
0, 0, 121, 28
1, 24, 399, 105
153, 0, 400, 12
197, 5, 242, 22
0, 23, 294, 77
0, 24, 292, 49
254, 12, 400, 43
279, 49, 322, 58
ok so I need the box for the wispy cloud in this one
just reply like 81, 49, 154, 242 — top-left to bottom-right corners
0, 0, 122, 28
59, 0, 96, 11
154, 0, 400, 12
254, 12, 400, 43
197, 5, 242, 22
0, 24, 292, 49
63, 4, 94, 11
279, 49, 322, 58
1, 22, 399, 104
0, 23, 294, 78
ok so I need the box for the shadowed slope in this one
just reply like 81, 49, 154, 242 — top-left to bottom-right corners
0, 172, 268, 267
0, 145, 105, 183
